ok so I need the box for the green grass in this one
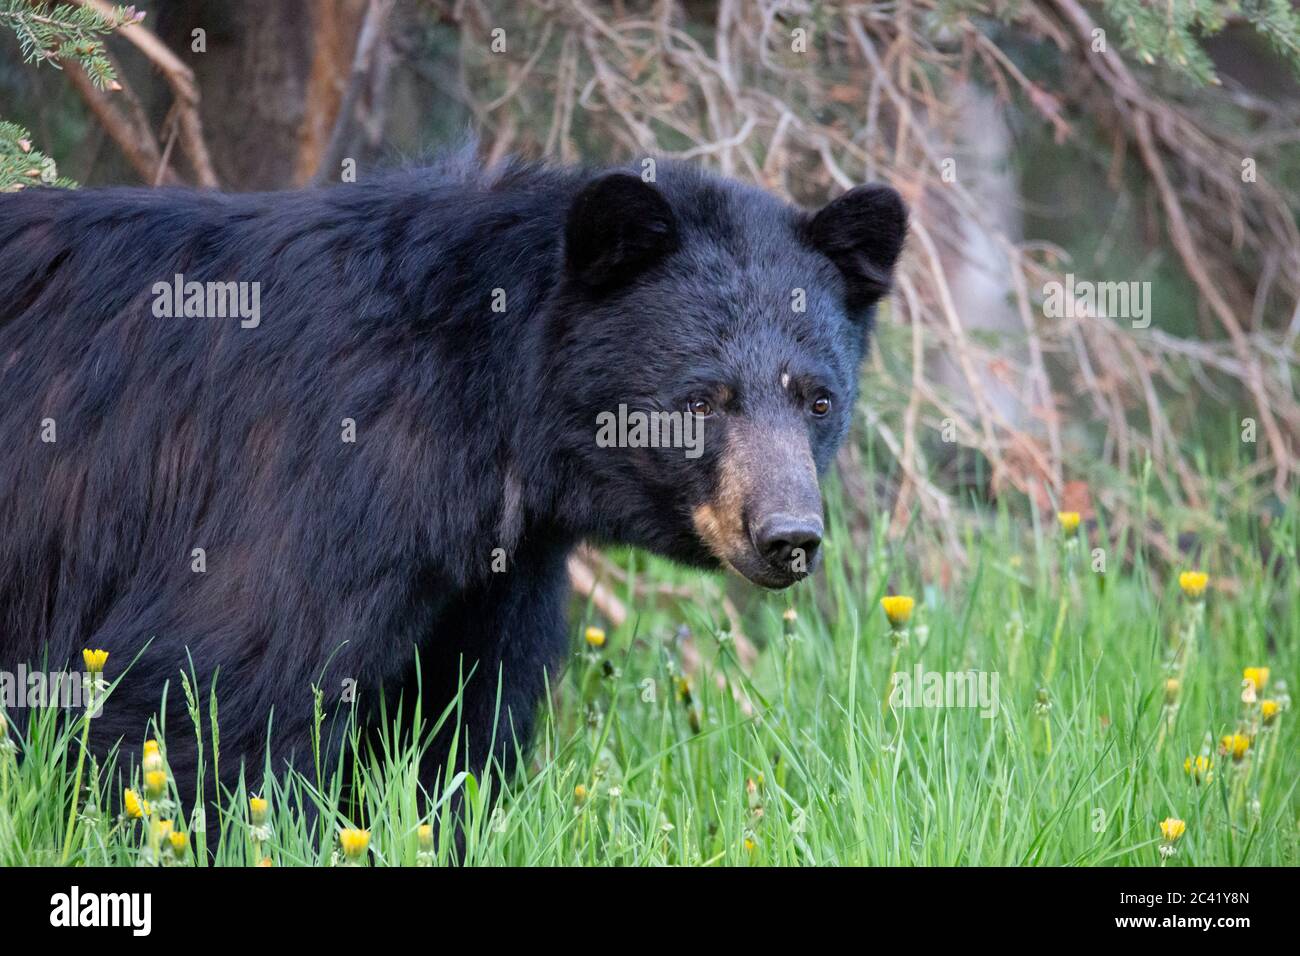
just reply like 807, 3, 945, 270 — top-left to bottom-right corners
1, 476, 1296, 867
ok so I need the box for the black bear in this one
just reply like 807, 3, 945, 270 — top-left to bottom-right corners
0, 151, 905, 803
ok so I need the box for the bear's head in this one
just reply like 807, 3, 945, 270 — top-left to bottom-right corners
546, 164, 906, 589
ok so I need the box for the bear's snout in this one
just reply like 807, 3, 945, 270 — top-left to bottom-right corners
750, 513, 823, 575
691, 417, 825, 589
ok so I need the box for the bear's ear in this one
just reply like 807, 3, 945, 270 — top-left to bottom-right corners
564, 173, 680, 289
804, 184, 907, 311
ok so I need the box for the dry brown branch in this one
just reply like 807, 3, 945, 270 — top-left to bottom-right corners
568, 547, 759, 669
72, 0, 218, 187
567, 554, 627, 627
1047, 0, 1299, 497
435, 0, 1299, 571
63, 59, 184, 185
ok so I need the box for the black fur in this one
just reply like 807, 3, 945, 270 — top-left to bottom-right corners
0, 154, 906, 801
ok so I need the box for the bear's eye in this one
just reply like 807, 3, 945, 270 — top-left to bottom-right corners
687, 398, 714, 417
810, 396, 832, 417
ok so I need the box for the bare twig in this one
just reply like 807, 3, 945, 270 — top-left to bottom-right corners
64, 59, 183, 185
73, 0, 219, 187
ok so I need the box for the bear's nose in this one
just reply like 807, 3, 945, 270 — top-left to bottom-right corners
752, 514, 823, 573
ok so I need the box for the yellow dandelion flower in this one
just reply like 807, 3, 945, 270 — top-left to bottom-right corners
123, 788, 148, 819
880, 595, 915, 628
418, 824, 434, 851
584, 626, 606, 648
169, 830, 189, 854
1219, 733, 1250, 762
574, 784, 589, 804
249, 797, 269, 826
338, 828, 370, 860
1159, 817, 1186, 842
82, 648, 108, 673
1164, 678, 1180, 705
144, 769, 168, 799
1183, 755, 1212, 783
744, 837, 756, 852
1057, 511, 1081, 535
1243, 667, 1269, 691
143, 739, 160, 756
257, 856, 273, 867
1261, 700, 1279, 725
1178, 571, 1208, 600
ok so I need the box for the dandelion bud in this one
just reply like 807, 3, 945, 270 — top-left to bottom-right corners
675, 676, 691, 705
338, 828, 370, 862
81, 649, 108, 673
123, 788, 148, 819
1183, 755, 1211, 784
584, 626, 606, 649
144, 769, 167, 799
574, 784, 588, 804
249, 796, 269, 826
1261, 700, 1279, 725
1243, 667, 1269, 692
169, 830, 189, 854
418, 824, 434, 851
880, 595, 915, 629
1033, 687, 1052, 716
1159, 817, 1186, 842
1219, 733, 1250, 762
1178, 571, 1208, 600
782, 607, 797, 637
1164, 678, 1180, 705
1057, 511, 1081, 535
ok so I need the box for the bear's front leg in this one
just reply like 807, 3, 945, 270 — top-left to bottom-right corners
414, 540, 573, 791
